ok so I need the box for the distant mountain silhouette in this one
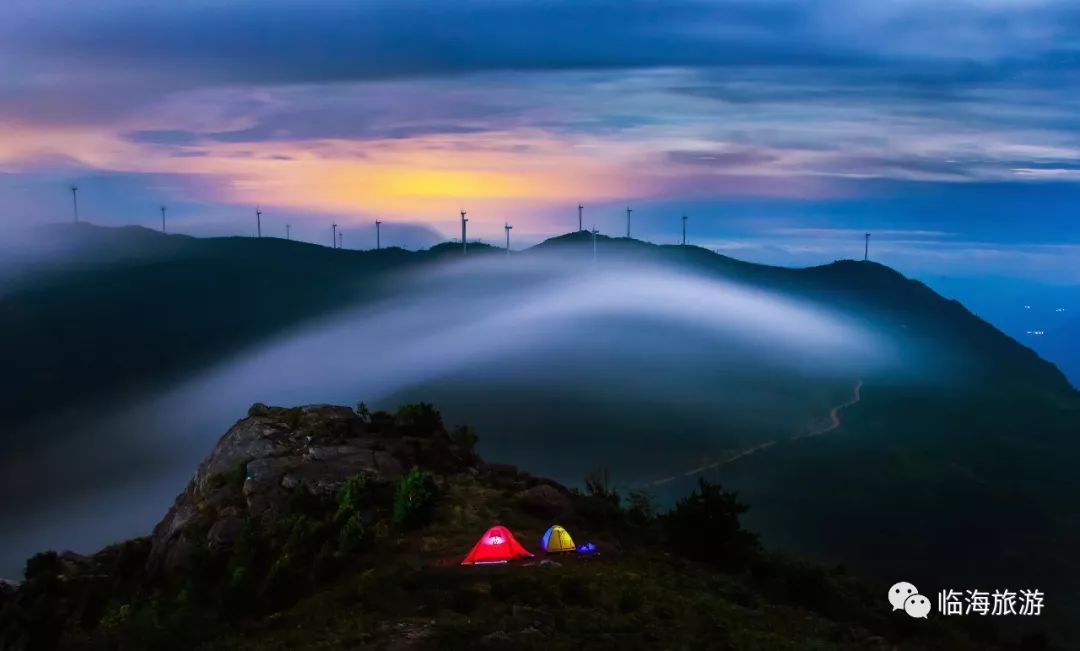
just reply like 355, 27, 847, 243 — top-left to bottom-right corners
4, 222, 1080, 636
1, 222, 1071, 429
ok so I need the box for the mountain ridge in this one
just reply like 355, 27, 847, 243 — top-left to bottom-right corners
1, 221, 1072, 432
3, 222, 1080, 641
0, 400, 1015, 650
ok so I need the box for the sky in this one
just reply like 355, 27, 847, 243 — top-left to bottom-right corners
2, 0, 1080, 283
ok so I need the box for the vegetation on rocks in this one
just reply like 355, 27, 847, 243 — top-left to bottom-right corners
0, 401, 1027, 650
392, 467, 440, 528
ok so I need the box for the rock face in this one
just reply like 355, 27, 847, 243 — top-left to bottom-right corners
146, 403, 471, 576
517, 484, 573, 519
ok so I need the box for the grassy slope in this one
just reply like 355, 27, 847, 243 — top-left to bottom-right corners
197, 473, 990, 651
5, 408, 999, 651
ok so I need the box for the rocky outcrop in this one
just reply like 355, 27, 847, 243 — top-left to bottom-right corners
146, 403, 473, 576
517, 484, 573, 519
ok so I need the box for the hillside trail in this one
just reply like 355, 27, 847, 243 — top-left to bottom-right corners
646, 379, 863, 488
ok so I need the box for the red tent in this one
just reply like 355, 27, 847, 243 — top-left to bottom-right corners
461, 525, 534, 565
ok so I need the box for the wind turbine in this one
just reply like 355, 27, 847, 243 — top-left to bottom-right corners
160, 206, 167, 233
332, 223, 338, 249
460, 210, 468, 254
504, 222, 513, 255
255, 207, 262, 238
681, 213, 687, 245
375, 219, 382, 250
625, 206, 632, 238
591, 225, 599, 262
578, 203, 584, 232
70, 186, 79, 223
864, 233, 871, 262
338, 230, 343, 249
286, 224, 291, 241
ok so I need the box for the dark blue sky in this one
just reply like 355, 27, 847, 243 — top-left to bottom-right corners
2, 0, 1079, 283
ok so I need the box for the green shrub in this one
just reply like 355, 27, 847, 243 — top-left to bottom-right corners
448, 424, 478, 455
227, 520, 262, 580
335, 473, 370, 521
99, 603, 133, 632
624, 490, 656, 526
24, 551, 61, 581
263, 553, 307, 610
286, 484, 326, 519
355, 401, 372, 423
209, 462, 248, 492
394, 403, 443, 436
338, 513, 370, 554
282, 407, 303, 430
280, 514, 322, 554
585, 467, 619, 504
663, 479, 759, 568
393, 467, 439, 528
111, 539, 151, 580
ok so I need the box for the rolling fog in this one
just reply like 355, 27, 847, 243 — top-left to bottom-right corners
0, 252, 902, 577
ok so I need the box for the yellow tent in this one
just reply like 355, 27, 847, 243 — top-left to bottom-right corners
540, 524, 576, 553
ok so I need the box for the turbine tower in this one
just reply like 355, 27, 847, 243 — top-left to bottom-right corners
681, 213, 687, 245
160, 206, 167, 233
286, 224, 291, 241
504, 222, 513, 255
460, 210, 468, 254
332, 223, 338, 249
625, 206, 632, 238
70, 186, 79, 223
591, 225, 599, 262
375, 219, 382, 250
864, 232, 871, 262
255, 207, 262, 238
578, 203, 584, 232
338, 231, 343, 249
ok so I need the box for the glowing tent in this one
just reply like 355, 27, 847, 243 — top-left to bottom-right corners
461, 525, 534, 565
540, 524, 576, 553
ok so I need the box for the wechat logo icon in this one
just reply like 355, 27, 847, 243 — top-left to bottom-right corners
889, 581, 930, 619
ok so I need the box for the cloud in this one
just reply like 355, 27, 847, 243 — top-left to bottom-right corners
5, 1, 1080, 128
667, 149, 781, 169
3, 0, 1080, 275
125, 130, 202, 145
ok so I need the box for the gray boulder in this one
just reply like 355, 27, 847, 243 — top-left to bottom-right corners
146, 403, 455, 576
517, 484, 573, 519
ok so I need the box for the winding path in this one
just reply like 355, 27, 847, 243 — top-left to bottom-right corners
791, 379, 863, 441
647, 379, 863, 487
